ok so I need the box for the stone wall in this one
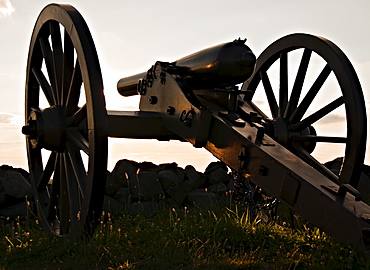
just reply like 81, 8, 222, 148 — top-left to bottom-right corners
0, 160, 235, 220
1, 157, 370, 220
103, 160, 234, 214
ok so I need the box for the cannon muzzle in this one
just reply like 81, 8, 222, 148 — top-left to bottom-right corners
117, 38, 256, 96
117, 72, 147, 96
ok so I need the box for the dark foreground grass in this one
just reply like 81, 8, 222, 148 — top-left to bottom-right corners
0, 205, 369, 269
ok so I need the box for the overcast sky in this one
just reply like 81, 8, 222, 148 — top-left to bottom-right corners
1, 0, 370, 171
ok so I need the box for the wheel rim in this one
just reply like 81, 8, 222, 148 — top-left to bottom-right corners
241, 33, 366, 187
23, 4, 108, 238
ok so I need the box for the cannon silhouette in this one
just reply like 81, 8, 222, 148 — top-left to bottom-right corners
22, 4, 370, 255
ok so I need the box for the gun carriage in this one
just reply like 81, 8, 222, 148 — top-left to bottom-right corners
22, 4, 370, 256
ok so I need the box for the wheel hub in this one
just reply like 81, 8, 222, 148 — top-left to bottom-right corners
22, 106, 67, 151
268, 117, 317, 153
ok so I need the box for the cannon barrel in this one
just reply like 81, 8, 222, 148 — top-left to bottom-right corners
117, 72, 147, 96
117, 39, 256, 96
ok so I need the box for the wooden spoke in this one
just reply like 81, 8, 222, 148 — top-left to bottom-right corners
279, 51, 288, 117
39, 35, 57, 101
37, 151, 57, 191
59, 153, 70, 235
67, 129, 89, 155
289, 64, 332, 124
292, 97, 344, 131
65, 67, 82, 117
46, 153, 61, 222
49, 21, 64, 104
66, 142, 87, 199
291, 135, 347, 144
32, 67, 55, 105
29, 147, 46, 201
284, 49, 312, 118
62, 29, 75, 106
63, 151, 81, 228
67, 104, 86, 127
259, 70, 278, 118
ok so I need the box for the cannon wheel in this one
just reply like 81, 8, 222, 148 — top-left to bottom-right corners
242, 33, 367, 187
23, 4, 107, 238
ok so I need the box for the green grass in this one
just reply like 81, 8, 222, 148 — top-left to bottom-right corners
0, 204, 369, 269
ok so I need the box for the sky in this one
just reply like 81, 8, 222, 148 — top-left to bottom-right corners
1, 0, 370, 172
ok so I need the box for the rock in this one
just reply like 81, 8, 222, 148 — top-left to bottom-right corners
0, 202, 28, 219
226, 179, 235, 193
324, 157, 370, 198
205, 161, 228, 173
113, 161, 153, 200
111, 159, 139, 188
137, 171, 164, 201
183, 166, 206, 191
156, 162, 179, 171
102, 195, 125, 214
166, 184, 186, 206
129, 201, 157, 214
157, 170, 180, 190
0, 191, 6, 205
105, 171, 113, 187
129, 172, 140, 200
105, 184, 121, 196
176, 167, 186, 184
185, 165, 199, 181
205, 162, 230, 184
0, 165, 29, 181
3, 171, 32, 199
208, 167, 230, 184
208, 182, 227, 194
114, 188, 131, 205
158, 198, 179, 210
105, 172, 122, 196
15, 167, 29, 180
0, 177, 4, 192
185, 189, 220, 209
357, 172, 370, 199
0, 165, 13, 178
217, 192, 232, 206
324, 157, 343, 176
139, 161, 157, 171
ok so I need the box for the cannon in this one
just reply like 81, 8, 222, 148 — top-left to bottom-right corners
22, 4, 370, 255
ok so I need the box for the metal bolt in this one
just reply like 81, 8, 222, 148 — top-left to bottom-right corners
256, 126, 265, 141
22, 125, 31, 135
137, 79, 147, 95
149, 96, 158, 104
259, 165, 268, 176
167, 106, 175, 115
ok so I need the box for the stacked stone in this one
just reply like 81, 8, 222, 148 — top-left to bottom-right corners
324, 158, 370, 198
0, 165, 32, 218
103, 159, 234, 214
1, 157, 370, 219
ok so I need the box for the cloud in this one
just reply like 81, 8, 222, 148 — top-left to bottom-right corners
0, 113, 13, 124
0, 0, 15, 17
314, 113, 346, 125
0, 112, 22, 125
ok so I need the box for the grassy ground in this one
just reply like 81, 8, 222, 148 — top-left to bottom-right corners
0, 204, 369, 269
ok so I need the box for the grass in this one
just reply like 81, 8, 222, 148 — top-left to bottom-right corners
0, 203, 369, 269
